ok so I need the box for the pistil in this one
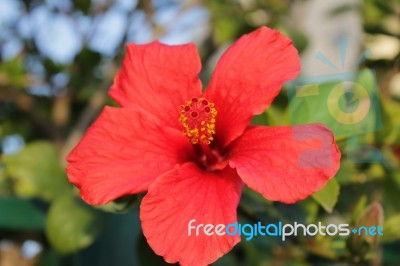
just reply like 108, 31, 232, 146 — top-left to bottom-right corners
179, 97, 217, 145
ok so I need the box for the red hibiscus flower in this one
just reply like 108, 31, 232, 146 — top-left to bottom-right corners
66, 26, 341, 266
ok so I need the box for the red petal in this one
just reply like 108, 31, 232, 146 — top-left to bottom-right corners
109, 41, 202, 130
229, 124, 341, 203
140, 163, 243, 266
66, 106, 194, 205
204, 26, 300, 148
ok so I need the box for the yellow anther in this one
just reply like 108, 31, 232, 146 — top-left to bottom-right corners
179, 97, 217, 145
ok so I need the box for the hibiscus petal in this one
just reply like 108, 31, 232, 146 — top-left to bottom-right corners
229, 124, 341, 203
140, 163, 243, 266
66, 106, 194, 205
109, 41, 202, 130
204, 26, 301, 148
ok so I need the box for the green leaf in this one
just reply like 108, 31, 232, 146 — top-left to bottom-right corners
0, 197, 44, 230
375, 97, 400, 145
334, 160, 357, 184
381, 214, 400, 243
300, 198, 320, 224
383, 172, 400, 214
0, 57, 26, 88
45, 195, 102, 255
287, 69, 381, 139
252, 104, 288, 126
3, 141, 69, 201
213, 17, 241, 45
312, 179, 340, 213
351, 195, 368, 222
95, 195, 138, 213
281, 27, 309, 53
206, 0, 245, 45
0, 164, 12, 195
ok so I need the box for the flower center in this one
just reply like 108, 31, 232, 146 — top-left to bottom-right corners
179, 97, 217, 145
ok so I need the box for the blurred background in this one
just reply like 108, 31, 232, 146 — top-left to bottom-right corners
0, 0, 400, 265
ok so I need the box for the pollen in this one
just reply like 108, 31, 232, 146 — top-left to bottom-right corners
179, 97, 217, 145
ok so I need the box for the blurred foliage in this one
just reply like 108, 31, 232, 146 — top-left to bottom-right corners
3, 142, 69, 201
45, 194, 102, 254
0, 0, 400, 265
311, 179, 340, 213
